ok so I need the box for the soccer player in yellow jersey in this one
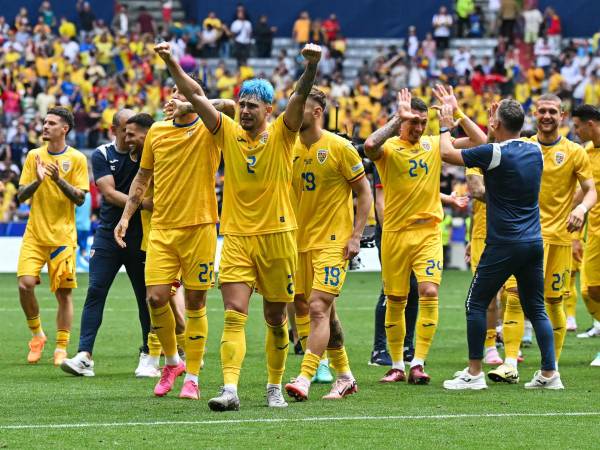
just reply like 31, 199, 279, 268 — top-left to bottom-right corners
154, 41, 321, 410
572, 105, 600, 349
490, 94, 596, 383
364, 86, 486, 384
465, 167, 503, 366
284, 88, 372, 401
17, 107, 89, 365
115, 73, 235, 400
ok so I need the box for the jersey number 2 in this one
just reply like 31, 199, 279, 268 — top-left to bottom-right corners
247, 156, 257, 174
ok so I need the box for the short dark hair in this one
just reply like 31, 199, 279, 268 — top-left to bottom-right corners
47, 107, 74, 133
537, 93, 562, 109
410, 97, 428, 113
126, 113, 154, 129
497, 99, 524, 133
572, 104, 600, 122
307, 87, 327, 110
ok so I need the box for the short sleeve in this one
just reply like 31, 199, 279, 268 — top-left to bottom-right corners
338, 141, 365, 183
140, 126, 154, 170
461, 143, 497, 170
211, 112, 235, 150
276, 113, 299, 150
19, 152, 35, 186
72, 153, 90, 191
372, 167, 382, 188
573, 145, 593, 183
91, 149, 112, 182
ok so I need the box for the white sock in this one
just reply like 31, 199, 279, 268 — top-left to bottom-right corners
320, 358, 329, 366
33, 331, 45, 338
337, 371, 353, 380
505, 357, 518, 368
165, 354, 180, 366
410, 358, 425, 368
224, 383, 237, 394
148, 356, 160, 367
594, 320, 600, 329
266, 383, 281, 390
392, 360, 405, 371
555, 361, 559, 371
184, 373, 198, 383
484, 346, 495, 353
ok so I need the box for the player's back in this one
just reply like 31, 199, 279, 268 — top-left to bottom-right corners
586, 141, 600, 234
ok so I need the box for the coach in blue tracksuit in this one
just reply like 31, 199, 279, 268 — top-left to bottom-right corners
435, 99, 563, 390
61, 109, 153, 377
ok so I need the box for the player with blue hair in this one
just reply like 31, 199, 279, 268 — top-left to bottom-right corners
155, 41, 322, 411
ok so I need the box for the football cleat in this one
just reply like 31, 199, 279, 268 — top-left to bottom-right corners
179, 380, 200, 400
266, 385, 288, 408
60, 351, 95, 377
154, 361, 185, 397
53, 349, 67, 366
488, 363, 519, 384
312, 360, 334, 383
285, 377, 310, 401
322, 378, 358, 399
484, 347, 503, 365
27, 335, 47, 364
590, 352, 600, 367
379, 368, 406, 383
136, 352, 161, 378
577, 325, 600, 339
408, 365, 431, 385
369, 349, 392, 366
443, 368, 487, 390
524, 371, 564, 390
208, 387, 240, 411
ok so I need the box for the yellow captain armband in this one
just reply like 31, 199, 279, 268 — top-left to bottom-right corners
453, 109, 467, 121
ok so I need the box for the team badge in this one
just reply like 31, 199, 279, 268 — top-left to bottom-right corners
259, 132, 269, 144
187, 129, 194, 137
317, 149, 328, 164
61, 160, 71, 172
555, 151, 565, 165
421, 140, 431, 151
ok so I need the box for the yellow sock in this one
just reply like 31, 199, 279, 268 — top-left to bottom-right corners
295, 314, 310, 352
299, 350, 321, 380
321, 351, 328, 362
546, 297, 566, 362
500, 289, 508, 311
176, 333, 185, 353
582, 290, 600, 321
564, 274, 577, 318
147, 331, 161, 358
149, 303, 177, 358
265, 319, 289, 385
55, 329, 70, 352
221, 310, 247, 386
485, 328, 496, 349
385, 298, 407, 364
26, 315, 43, 336
415, 297, 439, 361
327, 346, 351, 376
503, 292, 524, 361
185, 307, 208, 376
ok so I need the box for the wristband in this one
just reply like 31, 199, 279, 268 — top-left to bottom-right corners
576, 203, 588, 214
453, 109, 466, 121
440, 127, 451, 134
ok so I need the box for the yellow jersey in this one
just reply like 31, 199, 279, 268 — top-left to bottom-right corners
374, 135, 442, 231
212, 113, 298, 236
585, 142, 600, 235
20, 146, 89, 246
528, 135, 593, 245
466, 167, 487, 239
140, 117, 220, 230
140, 181, 153, 252
292, 130, 365, 251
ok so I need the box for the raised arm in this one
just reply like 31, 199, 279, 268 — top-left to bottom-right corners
154, 42, 220, 131
284, 43, 322, 131
438, 104, 465, 166
364, 88, 418, 161
164, 98, 236, 120
432, 84, 487, 148
345, 176, 373, 260
114, 167, 153, 248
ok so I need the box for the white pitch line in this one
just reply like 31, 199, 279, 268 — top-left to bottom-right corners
0, 305, 465, 312
2, 411, 599, 430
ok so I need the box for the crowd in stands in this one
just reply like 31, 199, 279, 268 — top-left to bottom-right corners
0, 1, 599, 225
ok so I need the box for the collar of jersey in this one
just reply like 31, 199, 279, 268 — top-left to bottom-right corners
537, 135, 562, 147
173, 116, 200, 128
47, 145, 68, 156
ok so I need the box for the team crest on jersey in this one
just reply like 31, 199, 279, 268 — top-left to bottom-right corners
317, 149, 328, 164
421, 140, 431, 151
555, 151, 565, 165
187, 129, 194, 137
61, 159, 71, 172
259, 132, 269, 145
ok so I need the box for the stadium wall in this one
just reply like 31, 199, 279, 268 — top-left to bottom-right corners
3, 0, 113, 30
182, 0, 600, 38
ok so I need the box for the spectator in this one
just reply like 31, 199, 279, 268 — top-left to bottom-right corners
77, 1, 96, 36
322, 14, 340, 42
230, 8, 252, 63
254, 15, 276, 58
162, 0, 173, 25
500, 0, 520, 44
522, 6, 544, 47
456, 0, 475, 38
310, 19, 326, 46
488, 0, 501, 36
38, 1, 56, 29
432, 6, 453, 53
544, 7, 562, 50
453, 46, 473, 76
406, 26, 419, 59
468, 6, 485, 37
422, 33, 437, 65
199, 23, 220, 58
293, 11, 310, 47
137, 6, 155, 35
204, 11, 222, 30
112, 4, 129, 35
534, 36, 556, 72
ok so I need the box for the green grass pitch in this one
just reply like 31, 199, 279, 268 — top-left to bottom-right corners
1, 271, 599, 448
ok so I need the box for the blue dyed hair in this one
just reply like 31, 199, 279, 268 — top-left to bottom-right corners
239, 78, 275, 104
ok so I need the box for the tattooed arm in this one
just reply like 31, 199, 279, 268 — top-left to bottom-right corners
114, 167, 153, 248
17, 181, 42, 202
164, 98, 236, 120
284, 43, 322, 131
45, 162, 86, 205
